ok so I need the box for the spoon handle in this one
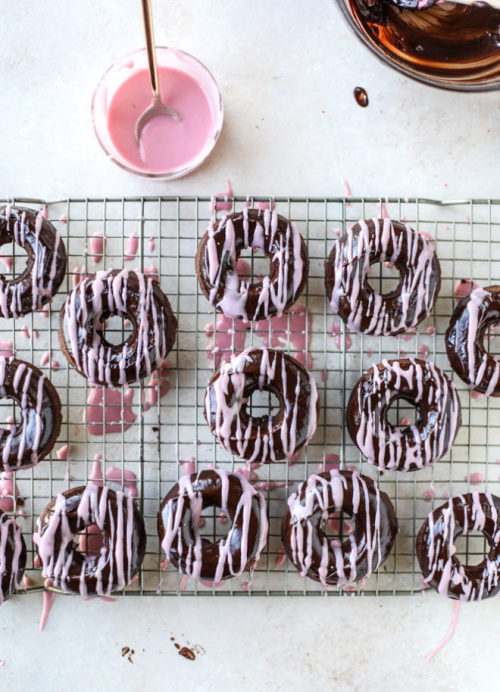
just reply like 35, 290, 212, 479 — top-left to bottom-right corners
140, 0, 160, 98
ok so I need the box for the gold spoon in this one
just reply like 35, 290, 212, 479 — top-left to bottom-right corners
135, 0, 181, 145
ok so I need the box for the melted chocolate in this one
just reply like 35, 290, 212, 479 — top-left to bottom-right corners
417, 492, 500, 600
196, 208, 308, 322
0, 206, 66, 318
0, 357, 62, 473
347, 358, 461, 472
446, 285, 500, 396
282, 470, 398, 586
349, 0, 500, 81
204, 347, 319, 463
157, 469, 268, 583
59, 268, 177, 387
325, 219, 440, 336
0, 511, 26, 604
353, 86, 369, 106
33, 485, 147, 597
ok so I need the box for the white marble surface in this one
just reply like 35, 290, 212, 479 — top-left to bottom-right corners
0, 0, 499, 690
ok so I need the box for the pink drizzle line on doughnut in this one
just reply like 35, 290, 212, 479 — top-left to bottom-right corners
0, 357, 46, 471
464, 287, 500, 395
423, 492, 500, 601
160, 468, 268, 584
33, 484, 135, 597
206, 347, 318, 463
206, 208, 304, 321
0, 513, 23, 605
355, 358, 460, 472
329, 219, 437, 336
65, 269, 166, 386
287, 470, 384, 587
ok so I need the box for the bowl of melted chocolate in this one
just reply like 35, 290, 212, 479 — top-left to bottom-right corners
336, 0, 500, 90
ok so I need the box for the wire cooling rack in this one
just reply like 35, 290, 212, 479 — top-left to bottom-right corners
2, 195, 500, 598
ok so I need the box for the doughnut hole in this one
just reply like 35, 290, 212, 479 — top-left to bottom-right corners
197, 503, 232, 544
99, 313, 134, 346
0, 240, 28, 279
453, 530, 491, 568
76, 524, 105, 557
244, 386, 282, 426
322, 510, 355, 549
387, 396, 420, 429
236, 249, 270, 283
367, 259, 402, 297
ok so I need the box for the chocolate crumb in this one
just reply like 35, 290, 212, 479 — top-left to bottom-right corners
174, 643, 180, 650
178, 647, 196, 661
127, 654, 134, 664
121, 647, 130, 657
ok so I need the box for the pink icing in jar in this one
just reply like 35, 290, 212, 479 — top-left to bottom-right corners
92, 47, 223, 179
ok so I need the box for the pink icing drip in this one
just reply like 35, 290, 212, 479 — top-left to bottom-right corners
418, 345, 429, 359
426, 326, 436, 335
0, 254, 12, 272
142, 361, 170, 410
148, 237, 155, 253
328, 320, 352, 351
0, 342, 13, 358
86, 387, 136, 435
256, 306, 313, 369
465, 472, 484, 485
59, 214, 68, 223
342, 179, 352, 200
454, 279, 479, 300
39, 587, 56, 631
124, 232, 138, 261
254, 200, 276, 211
426, 601, 460, 662
89, 459, 138, 498
40, 351, 50, 367
144, 264, 159, 282
318, 453, 340, 473
206, 314, 250, 369
276, 547, 286, 567
0, 472, 17, 512
56, 444, 70, 460
181, 459, 196, 476
90, 233, 105, 264
210, 179, 233, 213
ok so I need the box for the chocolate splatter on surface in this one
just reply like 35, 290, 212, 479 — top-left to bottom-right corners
178, 647, 196, 661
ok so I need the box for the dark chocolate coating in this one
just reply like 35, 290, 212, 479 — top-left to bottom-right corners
157, 469, 267, 582
0, 511, 26, 602
196, 208, 308, 321
0, 358, 62, 472
346, 358, 461, 472
282, 470, 398, 586
204, 348, 319, 463
416, 493, 500, 601
325, 219, 440, 336
58, 269, 177, 387
0, 206, 66, 317
35, 486, 147, 596
446, 285, 500, 397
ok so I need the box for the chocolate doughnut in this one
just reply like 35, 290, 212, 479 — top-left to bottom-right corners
446, 285, 500, 397
59, 268, 177, 387
0, 357, 62, 472
0, 512, 26, 604
282, 470, 397, 587
158, 468, 268, 584
416, 492, 500, 601
0, 205, 66, 317
347, 358, 461, 472
325, 218, 440, 336
196, 208, 308, 321
33, 484, 147, 597
204, 347, 319, 463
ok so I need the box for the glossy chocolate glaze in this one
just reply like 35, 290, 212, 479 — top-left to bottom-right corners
446, 285, 500, 396
0, 206, 66, 318
0, 357, 62, 473
325, 218, 440, 336
204, 347, 319, 463
196, 208, 308, 322
33, 485, 147, 597
350, 0, 500, 81
157, 469, 268, 583
282, 470, 398, 586
417, 492, 500, 600
59, 268, 177, 387
347, 358, 461, 472
0, 511, 26, 603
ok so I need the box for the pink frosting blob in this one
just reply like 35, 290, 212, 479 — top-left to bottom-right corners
86, 387, 136, 435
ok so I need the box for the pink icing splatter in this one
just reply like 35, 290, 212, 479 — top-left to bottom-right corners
210, 179, 233, 213
59, 214, 68, 223
463, 215, 470, 223
0, 341, 13, 358
454, 279, 479, 300
41, 306, 49, 318
241, 581, 250, 591
21, 326, 30, 340
142, 361, 170, 410
426, 601, 460, 662
426, 326, 436, 335
180, 458, 196, 476
318, 453, 340, 473
90, 232, 105, 264
124, 231, 138, 261
418, 344, 429, 359
403, 331, 415, 342
320, 370, 328, 382
40, 351, 50, 367
207, 314, 250, 369
342, 178, 352, 200
72, 265, 87, 288
42, 205, 48, 219
400, 417, 410, 426
204, 323, 214, 338
333, 228, 341, 237
148, 237, 155, 253
423, 486, 435, 502
105, 467, 139, 498
86, 388, 136, 435
256, 305, 313, 369
40, 587, 56, 631
51, 360, 60, 371
144, 264, 159, 282
0, 472, 18, 512
465, 472, 484, 485
328, 320, 352, 351
275, 548, 286, 568
56, 444, 71, 460
471, 390, 485, 400
254, 199, 276, 211
0, 254, 12, 272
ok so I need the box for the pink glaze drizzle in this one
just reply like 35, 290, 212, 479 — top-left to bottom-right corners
39, 588, 56, 630
426, 601, 460, 662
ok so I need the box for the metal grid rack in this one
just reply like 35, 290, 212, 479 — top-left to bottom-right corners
2, 195, 500, 597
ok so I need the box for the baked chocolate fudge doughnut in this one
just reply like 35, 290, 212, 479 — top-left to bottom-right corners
325, 218, 440, 336
204, 347, 319, 463
282, 470, 397, 587
196, 208, 308, 321
59, 268, 177, 387
158, 468, 268, 584
0, 357, 62, 473
347, 358, 461, 472
0, 512, 26, 604
33, 485, 147, 597
417, 492, 500, 601
446, 285, 500, 397
0, 205, 66, 317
